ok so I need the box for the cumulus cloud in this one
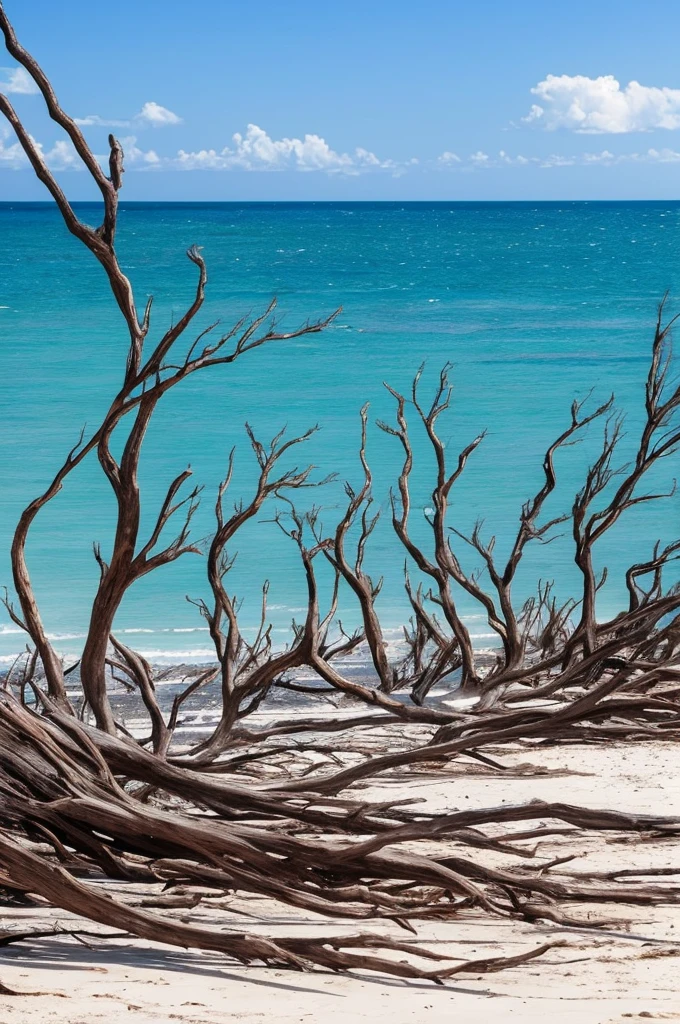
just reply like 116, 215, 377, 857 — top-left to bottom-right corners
524, 74, 680, 134
438, 151, 461, 164
0, 127, 76, 170
0, 66, 39, 95
234, 123, 354, 170
1, 120, 396, 176
437, 149, 536, 170
522, 104, 545, 125
119, 135, 160, 165
582, 149, 616, 163
0, 125, 158, 172
499, 151, 530, 165
75, 101, 181, 130
0, 131, 81, 171
39, 139, 80, 170
136, 101, 182, 126
354, 146, 382, 166
5, 118, 679, 177
175, 123, 388, 174
0, 126, 26, 167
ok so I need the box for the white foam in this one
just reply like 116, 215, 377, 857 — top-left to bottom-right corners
162, 627, 209, 634
134, 648, 216, 662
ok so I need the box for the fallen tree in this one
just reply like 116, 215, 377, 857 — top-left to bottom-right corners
1, 0, 680, 984
2, 691, 680, 981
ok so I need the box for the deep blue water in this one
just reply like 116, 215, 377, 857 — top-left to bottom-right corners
0, 200, 679, 664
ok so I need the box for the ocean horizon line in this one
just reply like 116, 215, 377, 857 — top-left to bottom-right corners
3, 198, 680, 208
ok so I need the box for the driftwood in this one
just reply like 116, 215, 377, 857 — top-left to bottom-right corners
2, 693, 680, 981
1, 0, 680, 983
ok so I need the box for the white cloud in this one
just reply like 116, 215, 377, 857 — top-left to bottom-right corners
13, 116, 679, 178
0, 67, 39, 95
582, 149, 616, 163
0, 126, 26, 167
235, 123, 353, 170
174, 147, 221, 170
499, 150, 529, 165
535, 147, 680, 167
434, 147, 670, 170
75, 102, 181, 129
643, 147, 680, 162
525, 74, 680, 134
136, 101, 182, 126
437, 149, 543, 170
0, 125, 157, 173
354, 146, 381, 166
522, 104, 544, 125
175, 123, 389, 174
74, 114, 130, 128
40, 139, 80, 170
538, 153, 576, 167
118, 135, 160, 165
1, 131, 82, 171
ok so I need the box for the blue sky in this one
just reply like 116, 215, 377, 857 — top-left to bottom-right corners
2, 0, 680, 200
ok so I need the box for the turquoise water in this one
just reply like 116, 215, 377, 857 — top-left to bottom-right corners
1, 200, 679, 664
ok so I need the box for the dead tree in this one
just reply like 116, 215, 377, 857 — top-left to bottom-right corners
359, 347, 679, 710
0, 4, 337, 733
324, 404, 394, 690
3, 0, 678, 747
2, 1, 680, 983
186, 429, 336, 757
3, 692, 680, 981
566, 302, 680, 660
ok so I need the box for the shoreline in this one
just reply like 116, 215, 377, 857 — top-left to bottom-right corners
0, 621, 501, 666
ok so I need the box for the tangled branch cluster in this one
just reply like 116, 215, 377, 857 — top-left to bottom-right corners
1, 1, 680, 983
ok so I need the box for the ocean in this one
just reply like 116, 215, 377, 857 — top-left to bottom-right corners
1, 200, 679, 665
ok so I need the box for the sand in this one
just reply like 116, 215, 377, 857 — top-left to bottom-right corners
1, 738, 680, 1023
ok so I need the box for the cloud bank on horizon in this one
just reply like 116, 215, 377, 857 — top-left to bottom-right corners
4, 63, 680, 179
174, 123, 399, 174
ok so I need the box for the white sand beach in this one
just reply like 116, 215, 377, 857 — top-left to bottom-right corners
2, 737, 679, 1024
